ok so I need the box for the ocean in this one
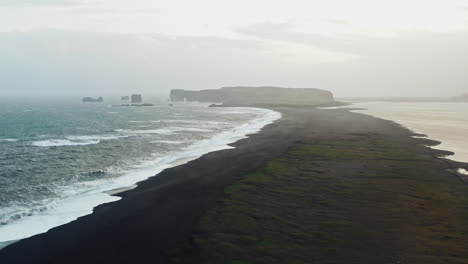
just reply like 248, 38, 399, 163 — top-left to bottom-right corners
343, 102, 468, 173
0, 98, 280, 247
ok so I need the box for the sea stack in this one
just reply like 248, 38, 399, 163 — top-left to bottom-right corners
82, 96, 103, 103
131, 94, 143, 103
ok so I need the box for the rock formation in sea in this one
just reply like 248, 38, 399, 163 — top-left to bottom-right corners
82, 96, 103, 103
170, 86, 335, 106
131, 94, 143, 103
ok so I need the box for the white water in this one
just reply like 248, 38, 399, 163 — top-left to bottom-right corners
151, 140, 185, 145
32, 139, 101, 147
0, 107, 281, 246
338, 102, 468, 163
0, 139, 19, 143
32, 135, 128, 147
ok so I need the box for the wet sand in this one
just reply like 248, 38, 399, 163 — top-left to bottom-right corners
0, 106, 467, 263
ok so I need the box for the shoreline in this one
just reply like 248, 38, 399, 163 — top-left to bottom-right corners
0, 106, 280, 246
1, 105, 468, 263
344, 102, 468, 164
336, 103, 468, 183
320, 103, 468, 182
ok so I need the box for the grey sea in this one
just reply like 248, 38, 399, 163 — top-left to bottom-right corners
0, 97, 280, 246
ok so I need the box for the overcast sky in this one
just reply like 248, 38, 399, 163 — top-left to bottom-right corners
1, 0, 467, 97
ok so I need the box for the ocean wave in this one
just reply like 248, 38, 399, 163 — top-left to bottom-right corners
32, 139, 101, 147
152, 140, 185, 145
214, 109, 254, 114
0, 139, 19, 143
151, 120, 230, 126
32, 135, 127, 147
121, 127, 212, 135
168, 127, 213, 132
81, 170, 107, 177
121, 129, 174, 135
0, 107, 281, 245
66, 135, 127, 141
0, 205, 49, 226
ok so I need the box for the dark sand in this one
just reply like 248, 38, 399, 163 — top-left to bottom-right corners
0, 107, 467, 263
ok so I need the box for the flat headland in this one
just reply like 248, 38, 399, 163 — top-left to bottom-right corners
1, 105, 468, 264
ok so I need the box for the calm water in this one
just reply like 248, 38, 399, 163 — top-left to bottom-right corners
349, 102, 468, 164
0, 98, 280, 245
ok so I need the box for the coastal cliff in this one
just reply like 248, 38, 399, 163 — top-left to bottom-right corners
170, 86, 335, 106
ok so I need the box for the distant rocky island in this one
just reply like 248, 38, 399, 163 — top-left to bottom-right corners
82, 96, 103, 103
112, 94, 154, 107
170, 86, 336, 106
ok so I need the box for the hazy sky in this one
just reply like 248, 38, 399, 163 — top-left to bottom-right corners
1, 0, 467, 97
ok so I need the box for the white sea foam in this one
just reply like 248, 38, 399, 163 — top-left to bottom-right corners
168, 127, 213, 132
458, 169, 468, 176
152, 140, 185, 145
31, 135, 127, 147
0, 139, 19, 143
122, 128, 175, 135
122, 127, 213, 135
151, 120, 230, 126
0, 107, 281, 245
67, 135, 127, 141
31, 139, 100, 147
216, 110, 254, 114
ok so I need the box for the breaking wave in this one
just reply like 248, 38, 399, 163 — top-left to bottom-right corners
31, 135, 127, 147
0, 104, 281, 248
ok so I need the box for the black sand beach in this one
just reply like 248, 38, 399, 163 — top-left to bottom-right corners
1, 106, 468, 263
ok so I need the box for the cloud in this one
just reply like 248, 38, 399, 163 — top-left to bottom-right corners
328, 19, 347, 25
0, 30, 296, 96
70, 7, 159, 14
237, 23, 468, 96
236, 22, 389, 56
0, 0, 93, 7
0, 29, 467, 98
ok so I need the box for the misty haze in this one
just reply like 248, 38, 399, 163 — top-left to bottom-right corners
1, 1, 468, 263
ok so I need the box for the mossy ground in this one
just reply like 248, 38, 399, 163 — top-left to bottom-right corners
193, 133, 468, 264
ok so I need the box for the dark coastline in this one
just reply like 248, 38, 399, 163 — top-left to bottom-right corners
1, 106, 468, 263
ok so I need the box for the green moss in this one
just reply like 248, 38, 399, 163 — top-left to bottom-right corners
194, 134, 468, 263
